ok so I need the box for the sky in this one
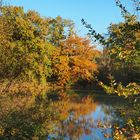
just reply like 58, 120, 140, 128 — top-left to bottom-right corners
8, 0, 135, 36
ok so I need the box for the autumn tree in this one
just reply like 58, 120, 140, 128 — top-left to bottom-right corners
0, 6, 56, 94
64, 35, 100, 82
45, 17, 74, 87
0, 4, 100, 91
44, 16, 100, 87
50, 35, 100, 87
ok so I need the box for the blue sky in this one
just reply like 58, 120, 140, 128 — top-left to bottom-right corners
9, 0, 134, 36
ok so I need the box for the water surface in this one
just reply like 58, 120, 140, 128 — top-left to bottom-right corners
0, 90, 135, 140
48, 90, 128, 140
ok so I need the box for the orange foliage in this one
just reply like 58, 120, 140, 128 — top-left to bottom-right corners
51, 35, 101, 86
51, 48, 71, 86
63, 35, 100, 82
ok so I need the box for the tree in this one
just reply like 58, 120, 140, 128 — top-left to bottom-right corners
64, 35, 99, 82
82, 0, 140, 84
50, 35, 100, 86
0, 6, 55, 94
46, 16, 74, 47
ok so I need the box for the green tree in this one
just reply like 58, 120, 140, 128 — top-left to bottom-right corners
0, 6, 55, 94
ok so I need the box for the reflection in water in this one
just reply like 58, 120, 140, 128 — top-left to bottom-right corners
50, 92, 115, 140
0, 90, 130, 140
51, 94, 98, 140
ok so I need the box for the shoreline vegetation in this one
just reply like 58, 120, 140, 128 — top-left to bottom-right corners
0, 0, 140, 139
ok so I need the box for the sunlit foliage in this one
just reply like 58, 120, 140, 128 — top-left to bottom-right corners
0, 5, 100, 91
50, 35, 100, 86
0, 6, 55, 95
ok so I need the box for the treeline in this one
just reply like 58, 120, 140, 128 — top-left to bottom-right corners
0, 6, 101, 94
0, 1, 140, 96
